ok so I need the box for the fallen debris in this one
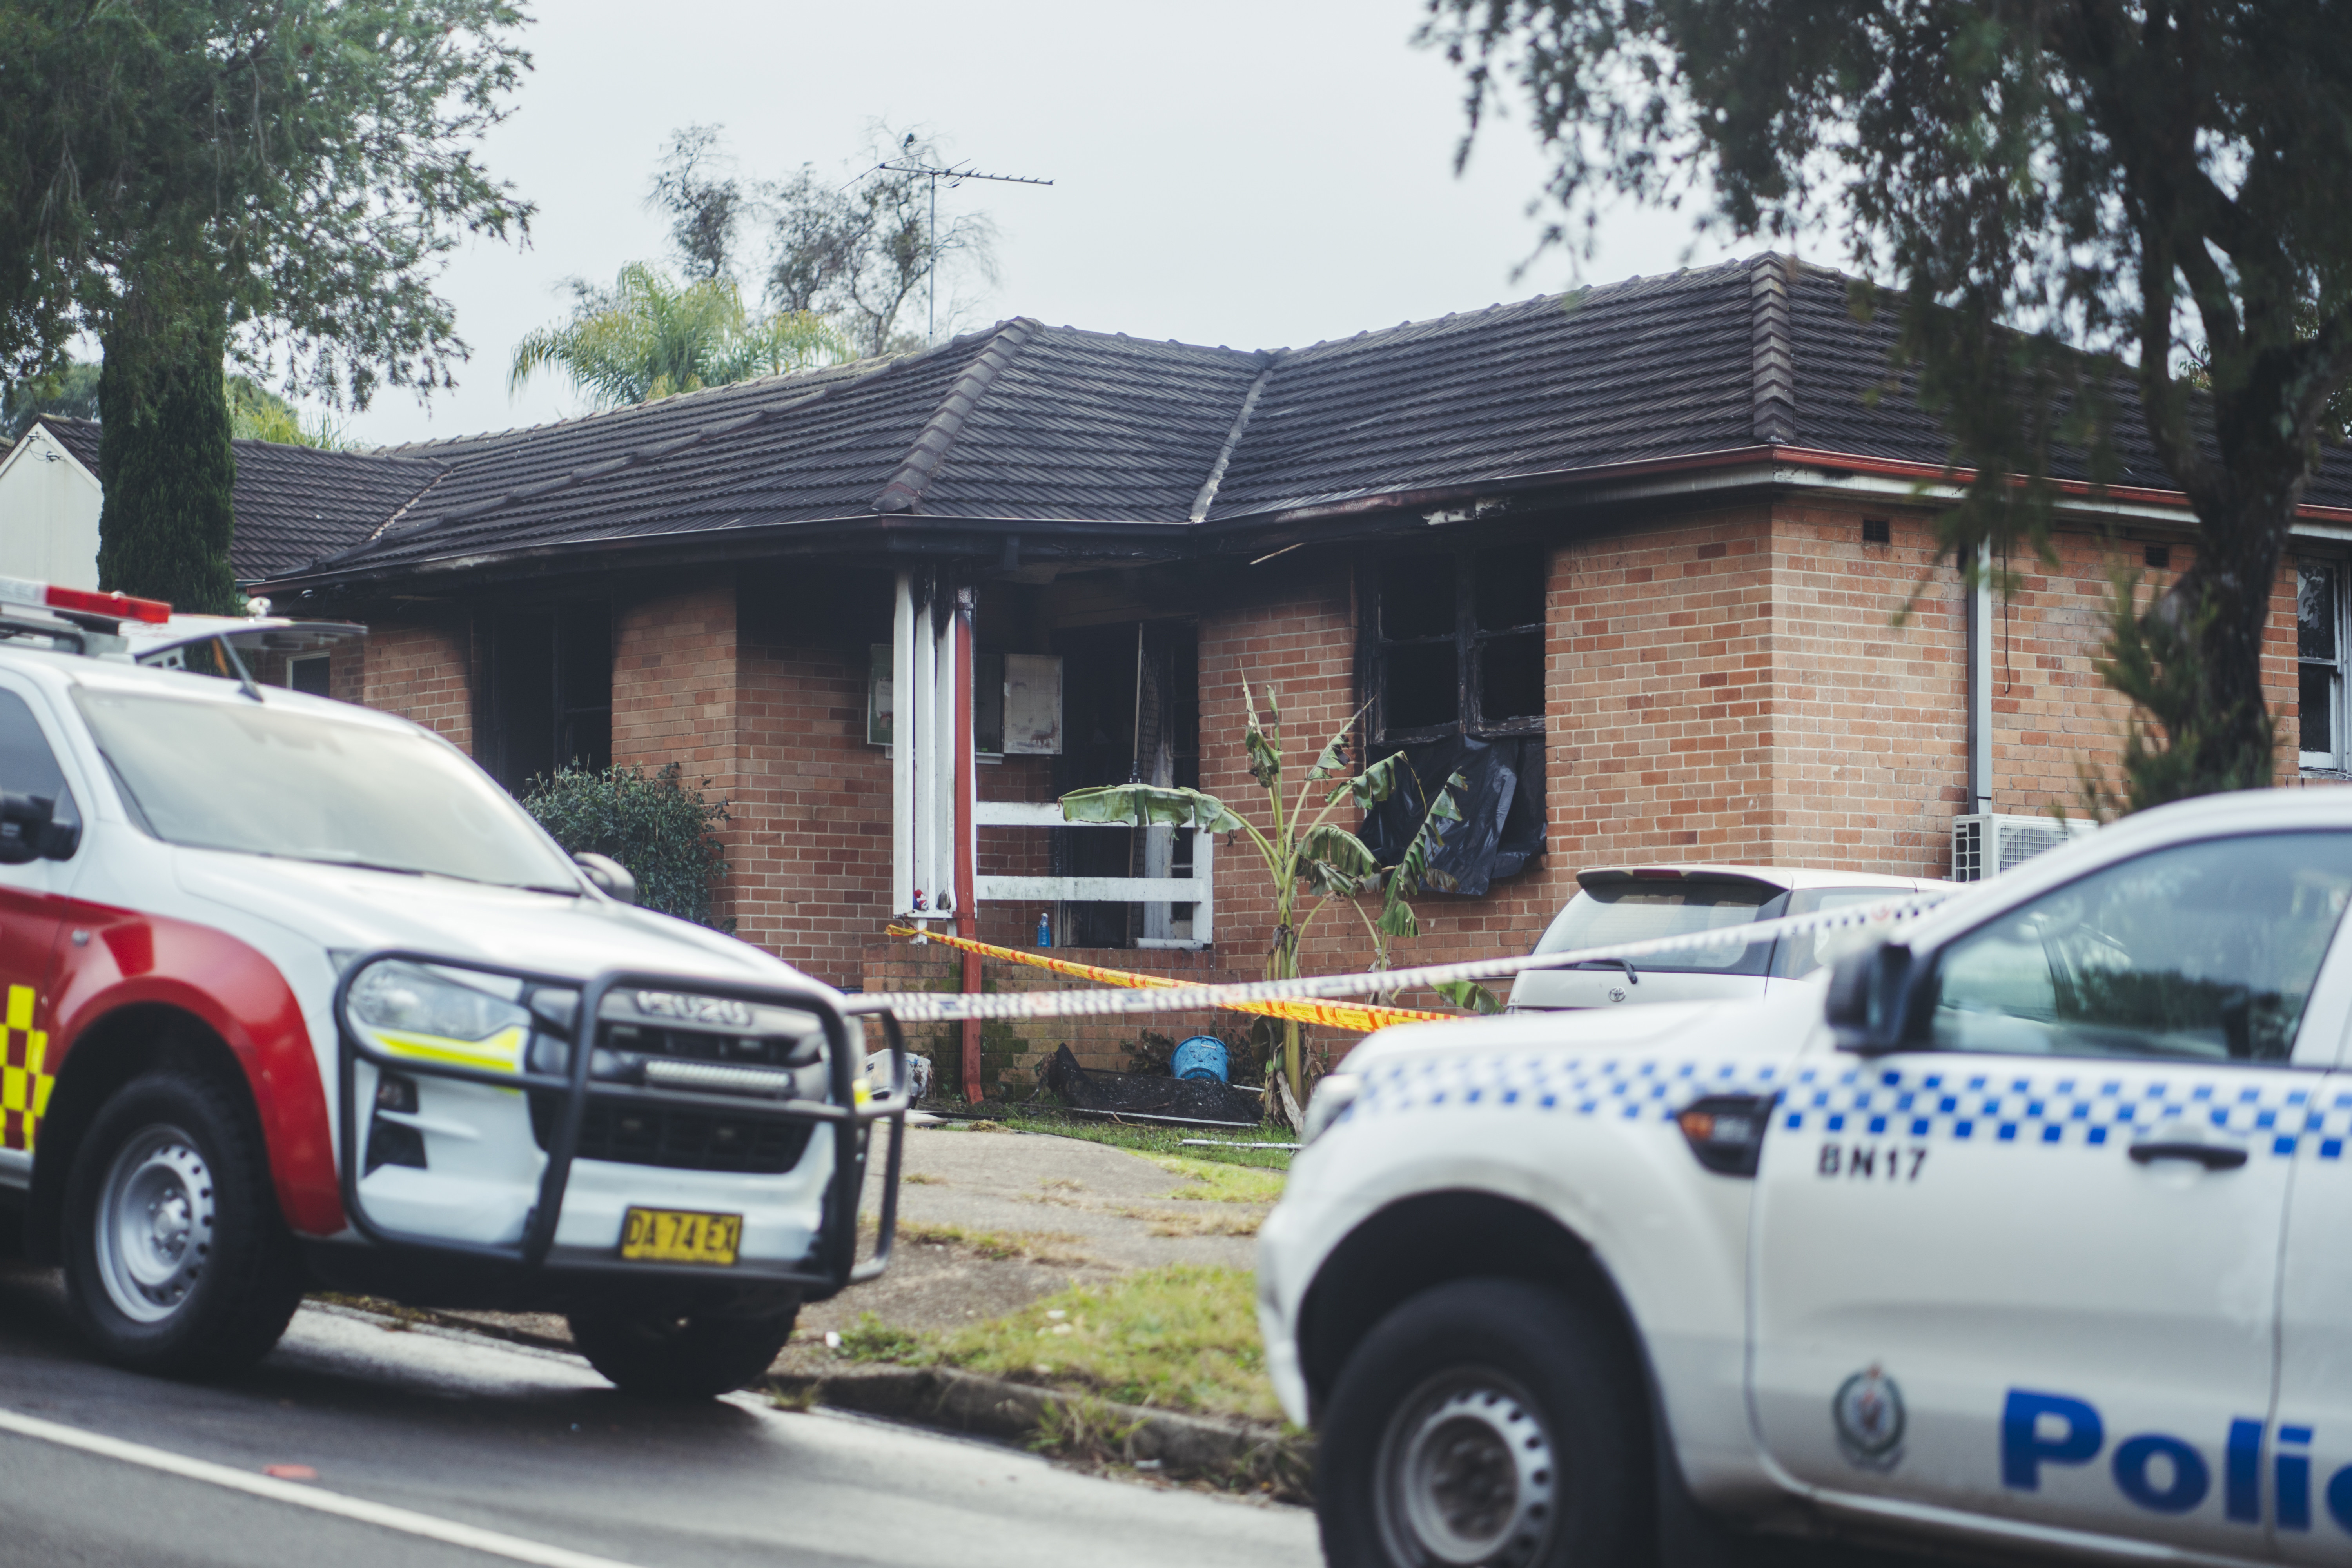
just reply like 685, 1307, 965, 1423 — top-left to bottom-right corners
1042, 1045, 1264, 1127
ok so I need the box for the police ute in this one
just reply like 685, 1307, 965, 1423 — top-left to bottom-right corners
0, 578, 906, 1397
1260, 789, 2352, 1566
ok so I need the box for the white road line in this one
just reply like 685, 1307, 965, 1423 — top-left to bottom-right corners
0, 1405, 646, 1568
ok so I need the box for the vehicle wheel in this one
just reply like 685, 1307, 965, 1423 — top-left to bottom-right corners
61, 1069, 306, 1376
568, 1303, 799, 1399
1316, 1279, 1643, 1568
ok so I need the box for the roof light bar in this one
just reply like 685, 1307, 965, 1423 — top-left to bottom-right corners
0, 577, 171, 624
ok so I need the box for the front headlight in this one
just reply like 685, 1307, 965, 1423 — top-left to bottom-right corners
1301, 1072, 1362, 1145
347, 960, 532, 1073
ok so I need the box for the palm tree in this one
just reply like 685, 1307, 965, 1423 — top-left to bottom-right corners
509, 263, 843, 408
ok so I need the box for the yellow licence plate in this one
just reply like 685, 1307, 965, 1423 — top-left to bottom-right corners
619, 1207, 742, 1266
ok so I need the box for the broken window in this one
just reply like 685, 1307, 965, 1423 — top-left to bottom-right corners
1370, 543, 1547, 744
485, 602, 612, 794
1361, 543, 1548, 893
1051, 620, 1199, 949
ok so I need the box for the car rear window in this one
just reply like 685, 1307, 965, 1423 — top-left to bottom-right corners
1533, 879, 1785, 975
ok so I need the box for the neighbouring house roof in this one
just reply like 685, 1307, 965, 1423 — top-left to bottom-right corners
173, 252, 2352, 591
32, 416, 446, 582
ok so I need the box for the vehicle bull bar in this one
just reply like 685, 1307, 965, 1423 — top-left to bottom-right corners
331, 951, 909, 1294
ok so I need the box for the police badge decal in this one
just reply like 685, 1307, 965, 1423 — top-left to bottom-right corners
1832, 1365, 1906, 1472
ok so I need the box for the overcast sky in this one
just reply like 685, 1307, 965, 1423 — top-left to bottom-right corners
341, 0, 1754, 448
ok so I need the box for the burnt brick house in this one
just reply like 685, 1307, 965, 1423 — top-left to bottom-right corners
232, 254, 2350, 1091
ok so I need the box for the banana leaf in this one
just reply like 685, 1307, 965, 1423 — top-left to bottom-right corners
1060, 783, 1245, 833
1243, 678, 1283, 788
1298, 822, 1379, 895
1435, 979, 1504, 1015
1375, 767, 1470, 937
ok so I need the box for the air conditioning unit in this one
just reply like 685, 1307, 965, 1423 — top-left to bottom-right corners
1950, 813, 2097, 882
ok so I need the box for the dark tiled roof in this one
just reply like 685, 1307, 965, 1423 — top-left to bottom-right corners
1209, 276, 1758, 519
33, 416, 445, 581
217, 254, 2352, 587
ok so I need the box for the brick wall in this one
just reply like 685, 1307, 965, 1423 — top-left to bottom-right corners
360, 616, 474, 748
609, 577, 749, 933
734, 631, 894, 986
1548, 507, 1780, 868
1766, 502, 1966, 874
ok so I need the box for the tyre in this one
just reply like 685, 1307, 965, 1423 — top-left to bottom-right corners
61, 1069, 306, 1376
568, 1303, 799, 1399
1316, 1278, 1644, 1568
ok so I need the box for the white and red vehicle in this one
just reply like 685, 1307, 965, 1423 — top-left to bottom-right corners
0, 579, 906, 1396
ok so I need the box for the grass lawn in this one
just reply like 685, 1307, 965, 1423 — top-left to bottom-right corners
964, 1102, 1296, 1172
834, 1263, 1283, 1426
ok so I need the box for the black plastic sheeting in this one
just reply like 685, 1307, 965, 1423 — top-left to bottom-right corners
1357, 735, 1544, 899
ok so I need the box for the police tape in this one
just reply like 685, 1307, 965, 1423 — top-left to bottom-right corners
861, 890, 1951, 1025
882, 924, 1457, 1032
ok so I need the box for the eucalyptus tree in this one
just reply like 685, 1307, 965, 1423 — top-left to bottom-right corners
1426, 0, 2352, 807
1, 1, 533, 608
508, 263, 840, 409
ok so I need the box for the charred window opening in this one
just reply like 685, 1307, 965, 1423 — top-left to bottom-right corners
1370, 544, 1546, 745
486, 602, 613, 795
1050, 620, 1199, 949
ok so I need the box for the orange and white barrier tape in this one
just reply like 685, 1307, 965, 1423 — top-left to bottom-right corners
866, 891, 1951, 1027
883, 924, 1454, 1033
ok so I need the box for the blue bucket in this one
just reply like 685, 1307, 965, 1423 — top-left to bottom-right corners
1171, 1035, 1230, 1084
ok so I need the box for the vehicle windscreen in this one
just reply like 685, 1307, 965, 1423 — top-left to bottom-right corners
1533, 879, 1783, 975
73, 689, 579, 892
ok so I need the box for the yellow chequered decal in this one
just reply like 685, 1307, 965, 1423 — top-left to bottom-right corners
1, 984, 51, 1152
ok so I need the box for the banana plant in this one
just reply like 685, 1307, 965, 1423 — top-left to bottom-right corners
1061, 676, 1486, 1105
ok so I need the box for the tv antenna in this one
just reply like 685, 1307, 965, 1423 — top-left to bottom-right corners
876, 136, 1053, 345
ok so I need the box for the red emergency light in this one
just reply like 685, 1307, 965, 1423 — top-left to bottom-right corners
0, 577, 172, 624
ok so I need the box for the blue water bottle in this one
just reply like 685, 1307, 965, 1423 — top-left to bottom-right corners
1036, 910, 1052, 948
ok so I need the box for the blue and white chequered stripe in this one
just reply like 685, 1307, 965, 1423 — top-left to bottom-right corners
1340, 1053, 2352, 1160
1342, 1054, 1786, 1126
1780, 1064, 2352, 1160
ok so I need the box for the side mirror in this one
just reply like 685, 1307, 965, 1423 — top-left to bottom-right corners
574, 852, 637, 905
0, 792, 72, 865
1825, 940, 1919, 1054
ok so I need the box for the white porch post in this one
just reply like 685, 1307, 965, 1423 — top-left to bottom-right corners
891, 572, 915, 918
931, 593, 959, 913
910, 579, 936, 915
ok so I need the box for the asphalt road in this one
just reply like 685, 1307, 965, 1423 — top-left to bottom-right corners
0, 1262, 1316, 1568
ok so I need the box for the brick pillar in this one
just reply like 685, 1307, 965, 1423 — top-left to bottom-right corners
611, 578, 745, 933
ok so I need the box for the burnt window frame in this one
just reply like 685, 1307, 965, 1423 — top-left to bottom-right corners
481, 599, 615, 795
1362, 541, 1548, 747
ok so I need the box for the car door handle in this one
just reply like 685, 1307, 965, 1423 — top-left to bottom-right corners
2129, 1139, 2249, 1171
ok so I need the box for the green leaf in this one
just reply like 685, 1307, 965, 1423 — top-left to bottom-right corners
1331, 750, 1405, 811
1381, 766, 1473, 918
1060, 784, 1243, 833
1299, 824, 1378, 880
1242, 681, 1283, 789
1434, 980, 1503, 1015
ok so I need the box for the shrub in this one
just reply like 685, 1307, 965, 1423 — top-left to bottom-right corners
518, 763, 731, 930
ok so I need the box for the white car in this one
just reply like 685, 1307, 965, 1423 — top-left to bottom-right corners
1507, 865, 1950, 1012
1260, 789, 2352, 1566
0, 578, 904, 1396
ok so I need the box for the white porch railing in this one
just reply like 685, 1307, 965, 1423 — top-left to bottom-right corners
973, 800, 1214, 949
